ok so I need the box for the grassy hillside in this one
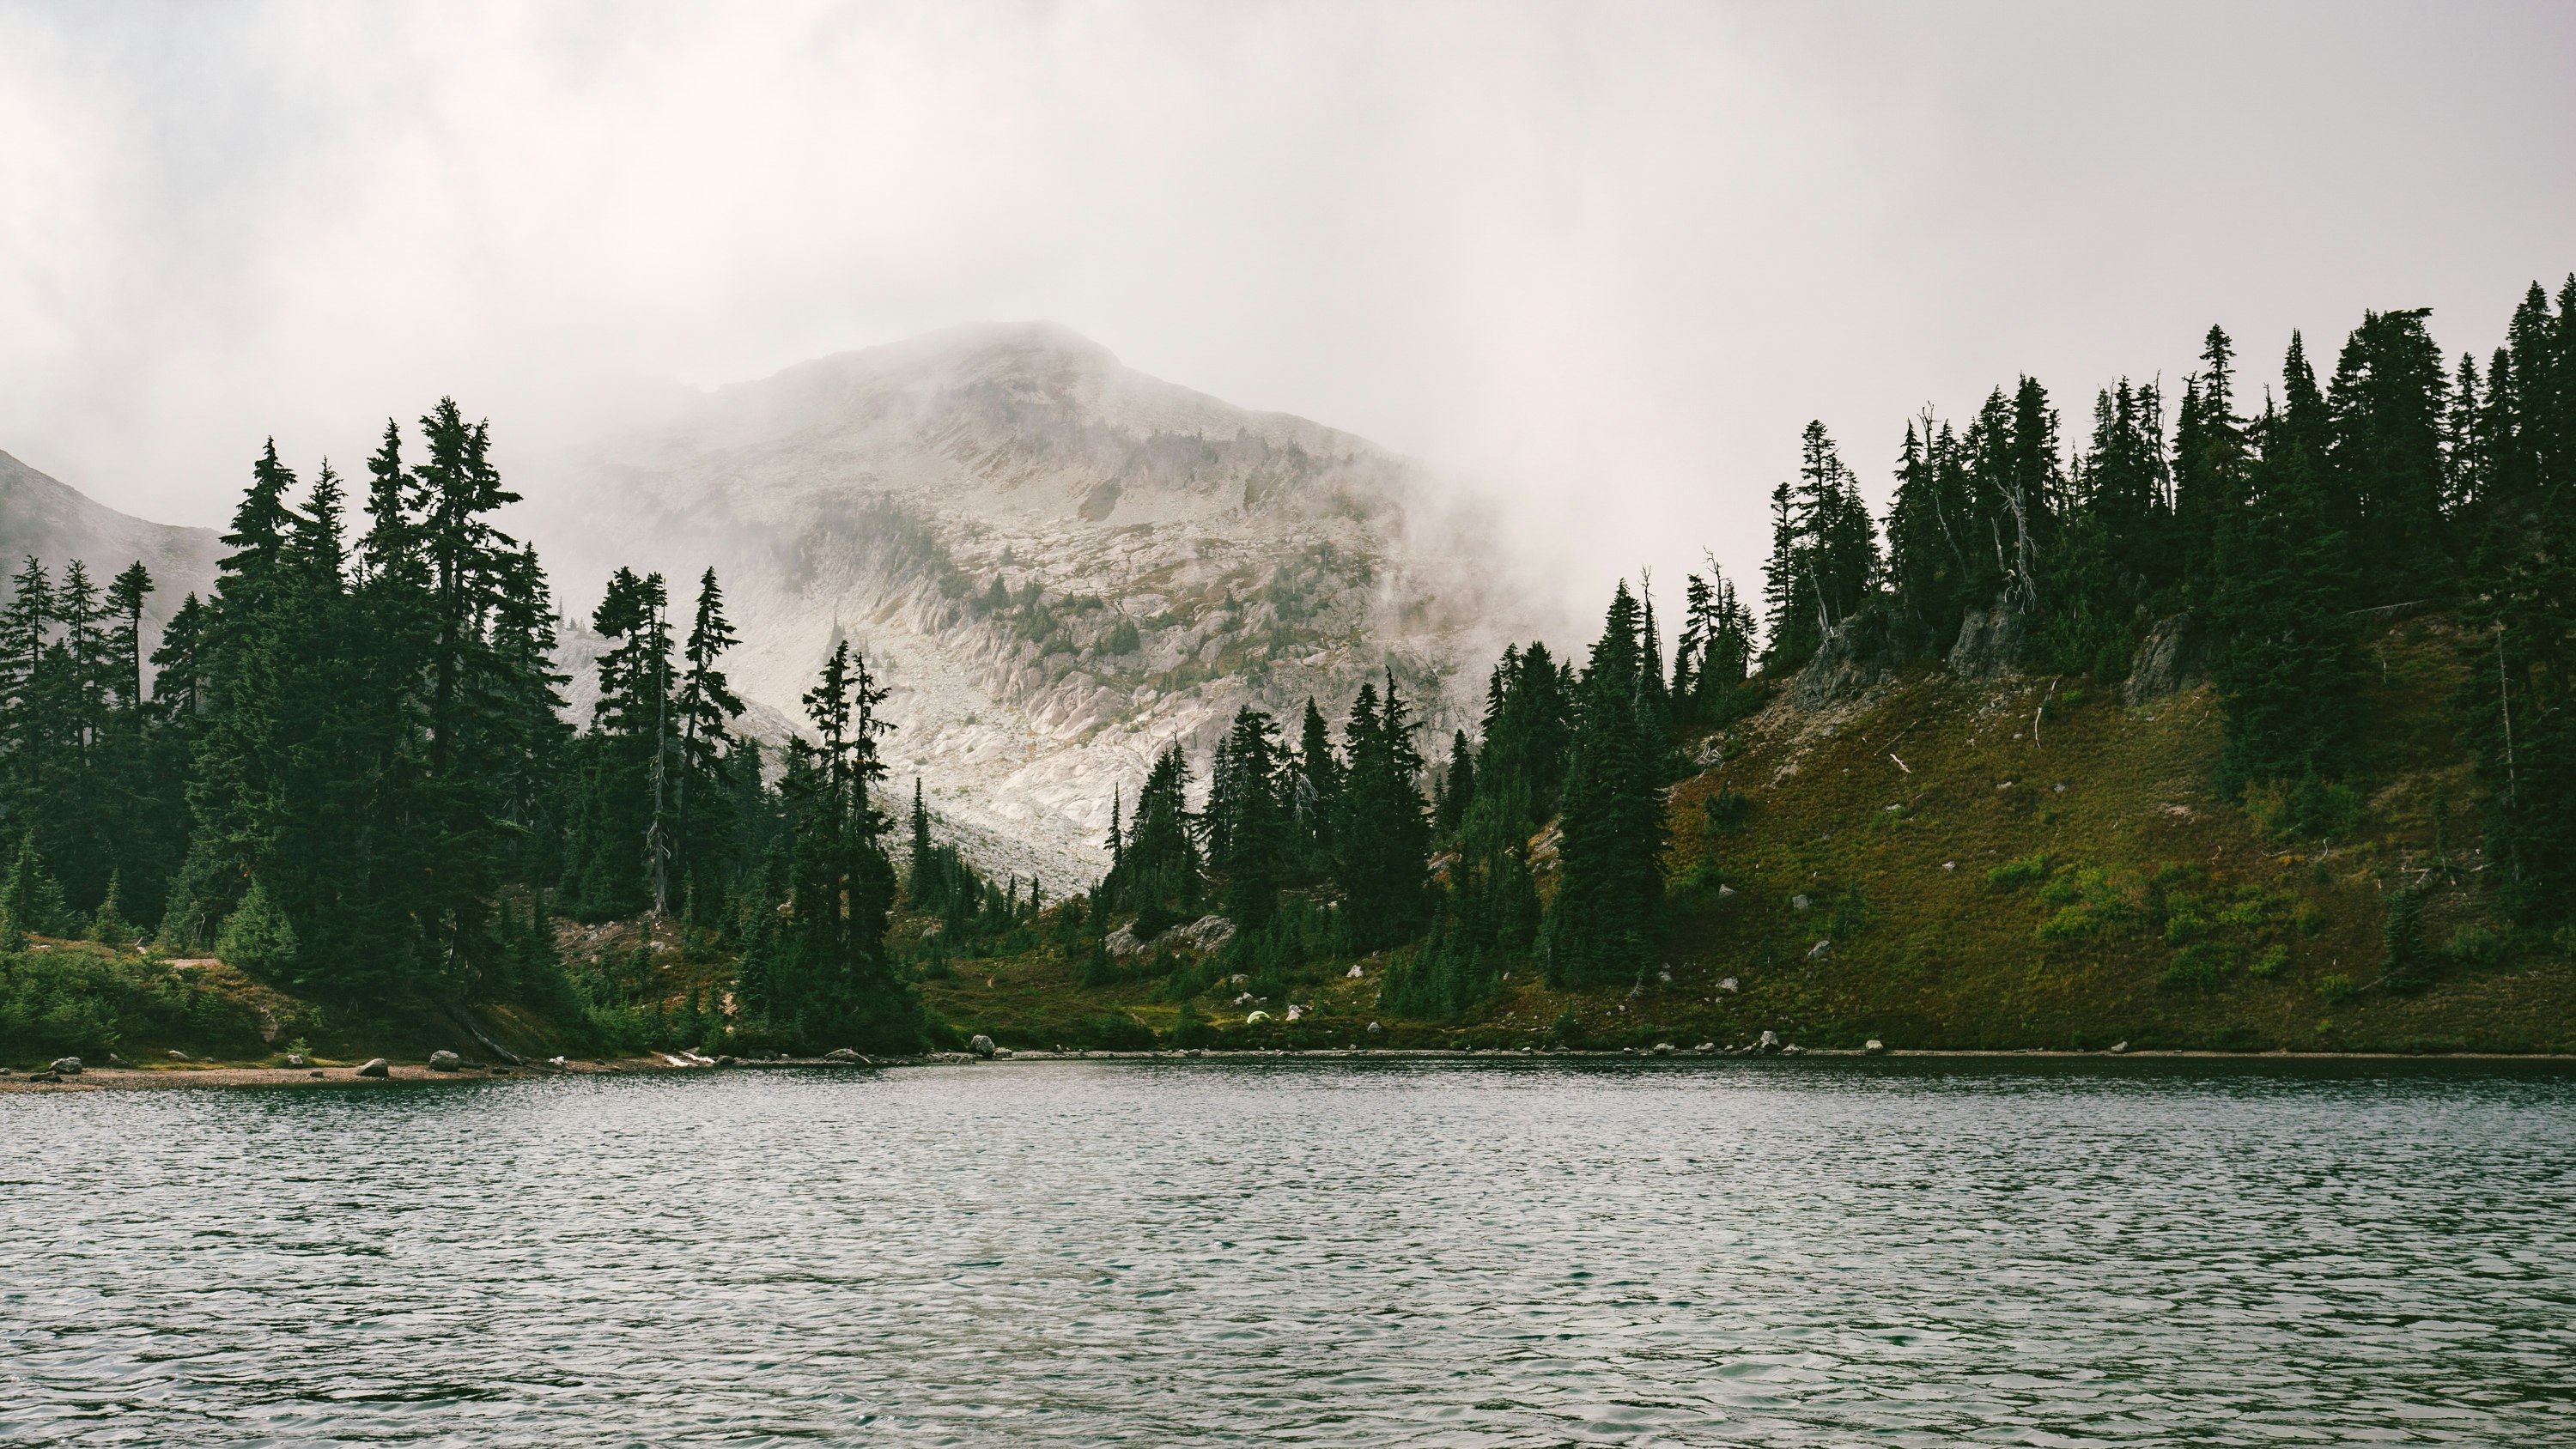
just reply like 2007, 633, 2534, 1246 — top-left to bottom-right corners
916, 612, 2575, 1055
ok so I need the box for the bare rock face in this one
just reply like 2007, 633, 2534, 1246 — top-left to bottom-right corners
1789, 625, 1888, 711
2123, 613, 2203, 705
529, 323, 1551, 885
1947, 594, 2025, 681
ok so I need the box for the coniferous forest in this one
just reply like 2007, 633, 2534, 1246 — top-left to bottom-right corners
4, 278, 2573, 1063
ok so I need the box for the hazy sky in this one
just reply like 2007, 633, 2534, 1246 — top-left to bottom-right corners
4, 0, 2572, 618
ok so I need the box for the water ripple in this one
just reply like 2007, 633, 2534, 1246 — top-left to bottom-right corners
4, 1058, 2573, 1446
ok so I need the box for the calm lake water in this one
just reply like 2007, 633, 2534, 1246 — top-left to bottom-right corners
5, 1058, 2573, 1447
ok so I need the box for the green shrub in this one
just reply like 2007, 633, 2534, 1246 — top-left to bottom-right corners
2439, 924, 2510, 970
1988, 852, 2050, 888
2248, 944, 2289, 979
216, 879, 300, 981
2380, 885, 2428, 988
0, 946, 265, 1063
1702, 787, 1753, 835
2160, 943, 2233, 991
2318, 973, 2360, 1006
2036, 906, 2100, 943
2244, 771, 2362, 842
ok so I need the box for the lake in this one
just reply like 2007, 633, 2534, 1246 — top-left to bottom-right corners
6, 1058, 2573, 1446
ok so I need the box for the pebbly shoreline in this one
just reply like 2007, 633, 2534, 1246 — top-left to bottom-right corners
7, 1043, 2572, 1092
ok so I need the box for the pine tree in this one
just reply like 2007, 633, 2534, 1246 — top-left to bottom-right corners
566, 567, 671, 919
2451, 278, 2576, 925
672, 568, 744, 914
1105, 744, 1199, 919
1543, 583, 1668, 986
1333, 674, 1431, 952
2173, 325, 2248, 592
2325, 307, 2452, 604
762, 640, 911, 1048
1201, 706, 1291, 929
2209, 334, 2365, 794
1293, 697, 1341, 878
1433, 728, 1475, 837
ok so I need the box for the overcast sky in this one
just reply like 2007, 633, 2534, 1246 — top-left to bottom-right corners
3, 0, 2571, 618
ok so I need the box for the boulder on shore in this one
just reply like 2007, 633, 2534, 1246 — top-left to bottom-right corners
969, 1034, 997, 1059
824, 1047, 864, 1063
50, 1056, 82, 1075
1754, 1030, 1783, 1055
428, 1050, 463, 1072
355, 1058, 390, 1078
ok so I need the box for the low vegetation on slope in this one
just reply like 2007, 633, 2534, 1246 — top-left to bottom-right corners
889, 615, 2572, 1057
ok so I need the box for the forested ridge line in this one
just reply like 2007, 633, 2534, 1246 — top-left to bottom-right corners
4, 276, 2573, 1066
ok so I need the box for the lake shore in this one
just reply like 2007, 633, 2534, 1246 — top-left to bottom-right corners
8, 1043, 2572, 1091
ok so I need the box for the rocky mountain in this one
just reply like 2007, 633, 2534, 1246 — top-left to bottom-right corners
0, 448, 219, 639
527, 323, 1549, 885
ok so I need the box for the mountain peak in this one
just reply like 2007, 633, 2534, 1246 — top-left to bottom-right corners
533, 326, 1535, 883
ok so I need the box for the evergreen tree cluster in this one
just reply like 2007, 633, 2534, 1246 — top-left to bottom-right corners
1759, 279, 2576, 926
0, 403, 926, 1052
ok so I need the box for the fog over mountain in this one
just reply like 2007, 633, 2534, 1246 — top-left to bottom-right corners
0, 324, 1552, 884
0, 448, 216, 646
525, 323, 1556, 883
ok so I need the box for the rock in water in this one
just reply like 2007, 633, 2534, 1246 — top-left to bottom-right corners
50, 1057, 82, 1075
356, 1058, 390, 1078
428, 1050, 463, 1072
1754, 1030, 1783, 1055
969, 1034, 997, 1059
2123, 613, 2203, 704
